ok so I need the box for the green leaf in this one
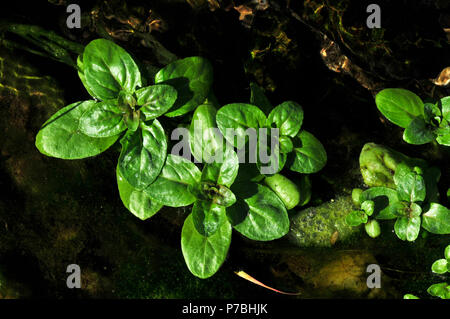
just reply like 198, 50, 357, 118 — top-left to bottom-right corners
422, 203, 450, 234
403, 294, 419, 299
216, 103, 267, 148
365, 220, 381, 238
83, 39, 141, 100
201, 148, 239, 188
144, 155, 201, 207
192, 200, 226, 237
249, 82, 273, 115
116, 166, 162, 220
438, 96, 450, 121
361, 200, 375, 216
297, 175, 312, 207
424, 102, 441, 123
361, 187, 399, 220
375, 88, 424, 128
155, 57, 213, 117
427, 282, 448, 299
431, 259, 448, 274
77, 55, 98, 99
189, 103, 223, 163
345, 210, 368, 227
394, 216, 421, 241
36, 101, 119, 159
264, 174, 300, 210
445, 245, 450, 261
279, 136, 293, 153
394, 163, 426, 203
289, 130, 327, 174
403, 117, 435, 145
118, 119, 167, 190
267, 101, 304, 138
79, 100, 127, 137
181, 213, 231, 279
230, 183, 289, 241
135, 84, 178, 119
436, 131, 450, 146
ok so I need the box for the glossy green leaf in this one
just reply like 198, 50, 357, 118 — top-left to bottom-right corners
216, 103, 267, 148
403, 294, 419, 299
375, 88, 424, 128
431, 259, 448, 274
394, 163, 426, 203
77, 55, 98, 99
361, 187, 399, 220
403, 117, 434, 145
279, 136, 293, 153
439, 96, 450, 121
264, 174, 300, 210
79, 100, 127, 137
155, 57, 213, 117
116, 166, 162, 220
394, 216, 421, 241
181, 213, 231, 279
192, 200, 226, 237
267, 101, 304, 138
424, 102, 441, 123
249, 82, 273, 115
345, 210, 368, 227
145, 155, 201, 207
361, 200, 375, 216
36, 101, 119, 159
201, 147, 239, 188
289, 130, 327, 174
445, 244, 450, 261
365, 220, 381, 238
83, 39, 141, 100
436, 130, 450, 146
422, 203, 450, 234
189, 103, 223, 163
230, 183, 289, 241
118, 119, 167, 190
135, 84, 178, 119
427, 282, 449, 299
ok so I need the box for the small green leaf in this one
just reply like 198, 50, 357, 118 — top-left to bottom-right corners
422, 203, 450, 234
365, 220, 381, 238
216, 103, 267, 148
403, 294, 419, 299
345, 210, 368, 227
189, 103, 223, 163
361, 200, 375, 216
264, 174, 300, 210
352, 188, 364, 207
375, 88, 424, 128
289, 130, 327, 174
155, 57, 213, 117
403, 117, 434, 145
394, 163, 426, 203
394, 216, 421, 241
79, 100, 127, 137
431, 259, 448, 274
279, 136, 293, 153
36, 101, 119, 159
83, 39, 141, 100
201, 147, 239, 188
145, 155, 201, 207
181, 213, 231, 279
267, 101, 304, 138
135, 84, 178, 119
118, 119, 167, 190
436, 130, 450, 146
438, 96, 450, 121
424, 102, 441, 123
230, 183, 289, 241
192, 200, 226, 237
445, 245, 450, 261
427, 282, 448, 299
360, 187, 399, 220
116, 166, 162, 220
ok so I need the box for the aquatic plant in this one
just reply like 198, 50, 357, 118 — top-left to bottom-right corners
34, 38, 326, 278
375, 88, 450, 146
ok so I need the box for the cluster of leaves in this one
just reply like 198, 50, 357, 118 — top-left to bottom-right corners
375, 88, 450, 146
347, 162, 450, 242
35, 39, 327, 278
404, 245, 450, 299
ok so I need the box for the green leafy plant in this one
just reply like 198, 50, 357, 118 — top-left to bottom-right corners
346, 195, 381, 238
348, 163, 450, 241
375, 88, 450, 146
404, 244, 450, 299
216, 83, 327, 175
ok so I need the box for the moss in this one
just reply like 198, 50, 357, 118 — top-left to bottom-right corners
287, 195, 361, 248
